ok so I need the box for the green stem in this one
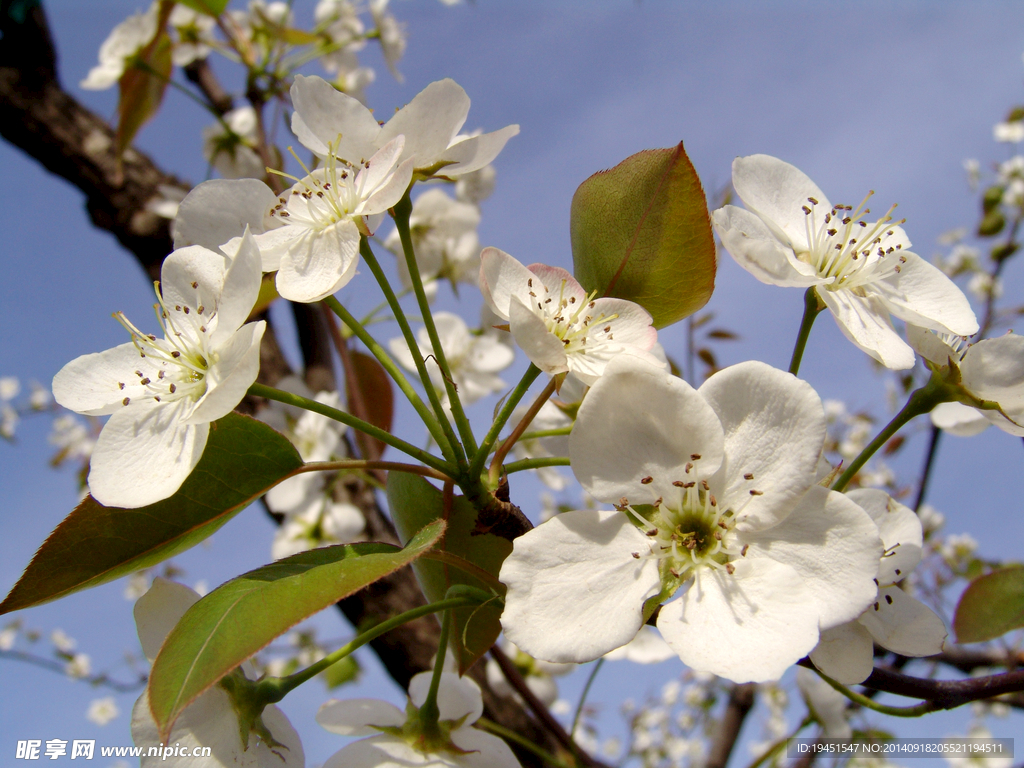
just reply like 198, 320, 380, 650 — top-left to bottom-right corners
813, 669, 935, 718
263, 595, 476, 700
418, 607, 452, 725
571, 659, 603, 741
519, 426, 573, 442
490, 377, 558, 484
393, 191, 479, 456
322, 295, 449, 457
789, 287, 825, 376
248, 383, 451, 475
476, 718, 575, 768
832, 373, 952, 493
357, 236, 467, 470
503, 457, 570, 475
287, 459, 452, 484
470, 365, 544, 481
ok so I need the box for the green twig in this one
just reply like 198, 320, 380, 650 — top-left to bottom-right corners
571, 658, 604, 742
418, 607, 452, 725
248, 382, 450, 474
503, 457, 571, 475
789, 287, 825, 376
470, 364, 544, 481
743, 716, 813, 768
813, 668, 935, 718
476, 717, 575, 768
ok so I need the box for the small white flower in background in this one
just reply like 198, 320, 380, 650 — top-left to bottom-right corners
131, 579, 304, 767
479, 248, 663, 386
918, 504, 945, 536
80, 2, 158, 90
87, 697, 120, 726
967, 272, 1003, 303
909, 325, 1024, 437
389, 312, 515, 406
944, 725, 1012, 768
123, 571, 152, 602
0, 622, 17, 651
66, 653, 92, 679
317, 668, 522, 768
484, 638, 573, 707
49, 414, 95, 466
370, 0, 406, 81
168, 5, 216, 67
500, 357, 882, 683
712, 154, 978, 370
0, 404, 17, 440
0, 376, 20, 401
146, 184, 190, 221
272, 492, 365, 560
384, 188, 482, 300
456, 164, 497, 205
51, 628, 76, 654
964, 158, 981, 190
509, 400, 572, 491
940, 533, 979, 568
203, 107, 266, 181
52, 233, 266, 508
28, 382, 51, 410
795, 668, 851, 738
291, 74, 519, 180
603, 625, 675, 664
994, 121, 1024, 143
256, 136, 413, 303
811, 490, 945, 684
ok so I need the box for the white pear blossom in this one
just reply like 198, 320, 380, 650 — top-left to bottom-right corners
909, 325, 1024, 436
314, 0, 373, 97
168, 5, 216, 67
455, 165, 497, 205
604, 626, 675, 664
384, 188, 482, 300
389, 312, 514, 406
994, 121, 1024, 143
479, 248, 663, 386
810, 490, 946, 685
131, 579, 304, 767
290, 74, 519, 179
203, 107, 266, 181
500, 357, 882, 683
370, 0, 406, 81
712, 155, 978, 369
80, 3, 158, 90
272, 491, 365, 560
0, 376, 20, 401
86, 697, 120, 726
52, 233, 266, 508
317, 669, 521, 768
256, 136, 413, 302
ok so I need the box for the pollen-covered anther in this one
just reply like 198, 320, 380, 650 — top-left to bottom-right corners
640, 476, 653, 485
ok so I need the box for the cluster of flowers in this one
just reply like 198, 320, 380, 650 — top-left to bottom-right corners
46, 58, 1024, 764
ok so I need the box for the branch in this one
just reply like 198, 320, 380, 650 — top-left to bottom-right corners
706, 683, 756, 768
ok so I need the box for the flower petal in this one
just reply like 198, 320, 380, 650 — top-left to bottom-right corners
731, 155, 831, 252
316, 698, 405, 737
479, 247, 536, 320
739, 485, 881, 629
712, 205, 820, 287
53, 342, 155, 416
906, 325, 959, 366
323, 735, 440, 768
508, 295, 568, 376
809, 620, 875, 685
275, 220, 361, 303
172, 179, 277, 251
211, 228, 263, 341
872, 253, 978, 337
187, 320, 266, 424
603, 625, 675, 664
569, 356, 724, 506
657, 557, 821, 683
699, 361, 825, 530
845, 488, 922, 585
930, 402, 990, 437
378, 79, 470, 168
89, 402, 209, 508
499, 509, 662, 663
409, 671, 483, 725
962, 334, 1024, 410
818, 287, 916, 370
290, 74, 380, 161
435, 125, 520, 177
796, 666, 853, 737
859, 586, 947, 658
134, 578, 200, 662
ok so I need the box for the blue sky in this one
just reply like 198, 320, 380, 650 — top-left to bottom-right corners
3, 1, 1024, 765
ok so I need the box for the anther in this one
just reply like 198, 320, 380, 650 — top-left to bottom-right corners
690, 453, 701, 460
169, 384, 176, 394
171, 351, 181, 358
874, 602, 880, 611
743, 472, 754, 480
122, 397, 130, 406
885, 594, 893, 605
749, 489, 763, 496
191, 282, 198, 289
741, 544, 749, 556
725, 563, 735, 575
672, 480, 685, 487
118, 382, 125, 390
701, 479, 710, 491
140, 378, 150, 385
640, 476, 653, 484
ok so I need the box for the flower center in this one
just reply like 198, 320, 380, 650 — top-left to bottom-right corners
799, 193, 908, 290
526, 277, 617, 355
113, 280, 213, 407
626, 479, 741, 581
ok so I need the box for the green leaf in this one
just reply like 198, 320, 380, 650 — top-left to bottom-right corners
115, 3, 175, 159
149, 520, 445, 741
174, 0, 229, 15
954, 565, 1024, 643
387, 473, 510, 674
570, 142, 717, 329
1, 413, 303, 614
